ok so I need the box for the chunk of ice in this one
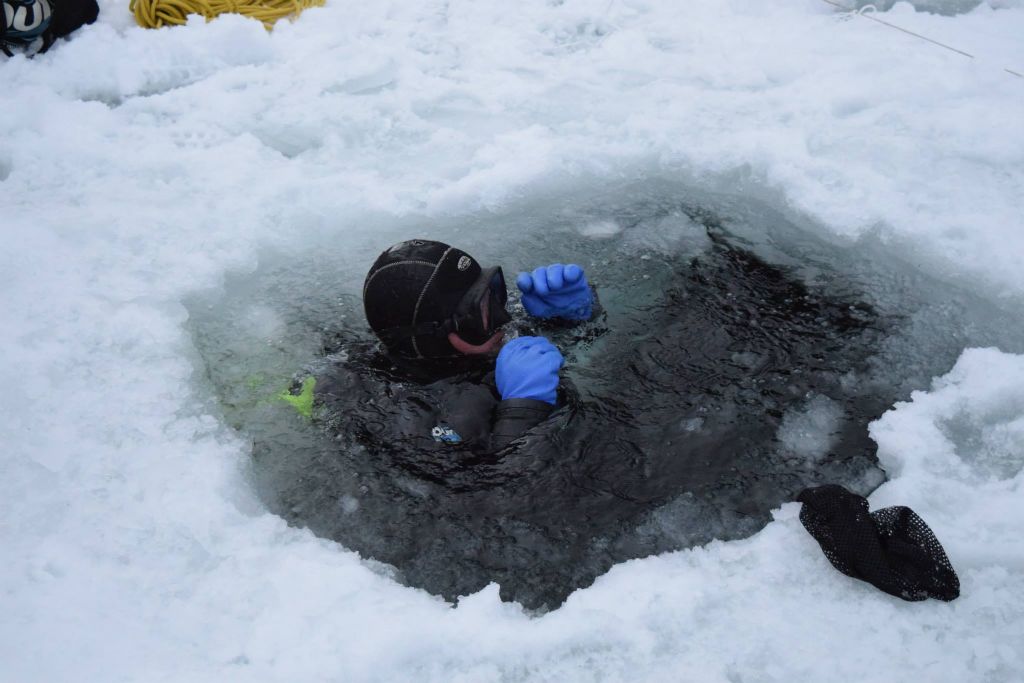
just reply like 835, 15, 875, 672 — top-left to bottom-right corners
778, 395, 844, 461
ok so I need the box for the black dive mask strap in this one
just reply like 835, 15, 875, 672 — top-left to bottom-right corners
377, 319, 454, 345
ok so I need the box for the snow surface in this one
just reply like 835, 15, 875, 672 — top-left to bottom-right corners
2, 0, 1023, 681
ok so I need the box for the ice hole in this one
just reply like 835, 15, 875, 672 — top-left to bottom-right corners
186, 178, 1024, 609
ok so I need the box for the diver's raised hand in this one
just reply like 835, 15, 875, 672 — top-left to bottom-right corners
495, 336, 563, 405
516, 263, 592, 320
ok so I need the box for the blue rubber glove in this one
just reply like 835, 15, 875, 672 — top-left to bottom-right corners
495, 336, 564, 405
516, 263, 593, 321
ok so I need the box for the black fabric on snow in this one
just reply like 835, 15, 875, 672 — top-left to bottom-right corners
797, 484, 960, 602
1, 0, 97, 55
43, 0, 95, 45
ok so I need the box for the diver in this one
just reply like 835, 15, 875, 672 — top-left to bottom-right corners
309, 239, 596, 454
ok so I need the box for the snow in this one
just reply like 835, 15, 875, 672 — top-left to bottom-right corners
2, 0, 1023, 680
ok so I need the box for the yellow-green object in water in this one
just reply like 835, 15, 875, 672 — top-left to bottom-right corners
278, 376, 316, 419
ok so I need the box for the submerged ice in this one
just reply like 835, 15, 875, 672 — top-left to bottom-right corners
187, 185, 1020, 609
778, 394, 845, 462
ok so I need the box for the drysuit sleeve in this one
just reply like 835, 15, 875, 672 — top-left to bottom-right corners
490, 398, 555, 451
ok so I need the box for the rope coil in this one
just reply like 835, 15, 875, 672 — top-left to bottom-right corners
130, 0, 324, 30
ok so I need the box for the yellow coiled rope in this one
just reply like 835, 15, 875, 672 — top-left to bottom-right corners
130, 0, 325, 30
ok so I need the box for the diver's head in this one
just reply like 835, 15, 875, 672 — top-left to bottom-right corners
363, 239, 511, 359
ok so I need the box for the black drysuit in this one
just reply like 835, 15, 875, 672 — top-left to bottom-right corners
313, 351, 557, 456
312, 285, 603, 463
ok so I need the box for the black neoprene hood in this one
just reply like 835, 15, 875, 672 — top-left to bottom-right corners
363, 239, 488, 358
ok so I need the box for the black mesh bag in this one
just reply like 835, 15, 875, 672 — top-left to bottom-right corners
797, 485, 960, 602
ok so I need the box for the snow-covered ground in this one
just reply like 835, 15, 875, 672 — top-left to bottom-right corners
2, 0, 1023, 680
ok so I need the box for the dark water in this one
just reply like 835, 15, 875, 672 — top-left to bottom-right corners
186, 183, 1022, 610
